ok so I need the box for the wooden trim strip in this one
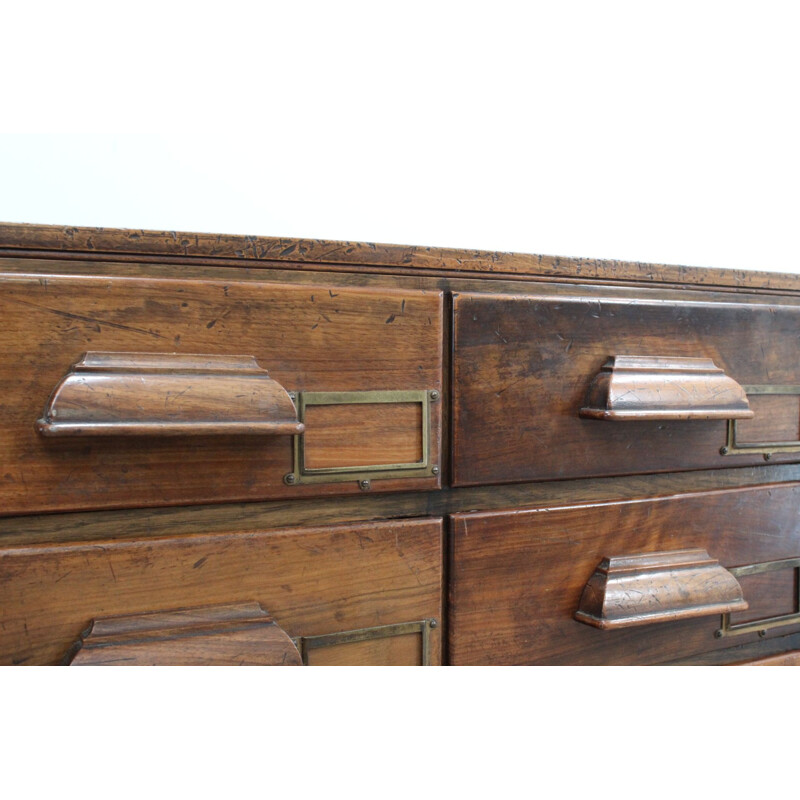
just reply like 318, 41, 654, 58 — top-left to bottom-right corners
3, 465, 800, 548
1, 222, 798, 292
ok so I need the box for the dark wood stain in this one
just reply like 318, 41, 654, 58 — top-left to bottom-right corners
449, 484, 800, 665
2, 222, 799, 666
452, 291, 800, 485
1, 222, 797, 293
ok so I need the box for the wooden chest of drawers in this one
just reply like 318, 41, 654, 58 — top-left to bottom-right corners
3, 222, 800, 665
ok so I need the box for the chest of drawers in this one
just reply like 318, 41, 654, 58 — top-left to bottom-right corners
3, 222, 800, 665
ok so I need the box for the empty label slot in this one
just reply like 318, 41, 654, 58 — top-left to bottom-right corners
736, 394, 800, 444
729, 567, 798, 626
303, 402, 423, 470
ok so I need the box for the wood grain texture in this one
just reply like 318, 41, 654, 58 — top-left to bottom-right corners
303, 402, 422, 469
1, 222, 799, 293
449, 484, 800, 665
4, 462, 800, 549
70, 603, 303, 666
37, 352, 304, 437
740, 650, 800, 665
9, 255, 800, 307
668, 631, 800, 664
737, 395, 800, 443
452, 291, 800, 486
580, 356, 752, 420
730, 567, 797, 625
574, 548, 747, 629
1, 517, 443, 666
0, 272, 442, 514
303, 634, 422, 666
5, 223, 800, 667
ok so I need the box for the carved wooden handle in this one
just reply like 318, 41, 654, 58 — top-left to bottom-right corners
580, 356, 753, 421
36, 352, 304, 436
69, 603, 303, 665
574, 548, 748, 629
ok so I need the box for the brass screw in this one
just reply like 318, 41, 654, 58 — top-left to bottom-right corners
430, 390, 440, 401
719, 446, 729, 456
284, 473, 296, 485
764, 453, 772, 461
431, 466, 440, 476
758, 629, 767, 638
359, 479, 371, 491
429, 619, 438, 629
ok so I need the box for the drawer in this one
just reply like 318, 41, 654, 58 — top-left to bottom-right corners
449, 485, 800, 665
452, 290, 800, 486
1, 517, 443, 665
0, 270, 443, 514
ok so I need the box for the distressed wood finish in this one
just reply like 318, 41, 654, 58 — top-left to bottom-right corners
2, 222, 800, 293
37, 352, 304, 437
3, 462, 800, 549
449, 484, 800, 665
70, 603, 303, 666
574, 548, 748, 629
0, 272, 442, 514
452, 291, 800, 486
4, 222, 800, 666
1, 517, 443, 666
579, 356, 753, 421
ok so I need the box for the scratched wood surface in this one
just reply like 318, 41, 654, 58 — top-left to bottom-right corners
449, 484, 800, 665
1, 517, 443, 666
452, 291, 800, 486
70, 603, 304, 666
574, 548, 747, 629
4, 223, 800, 668
35, 352, 305, 437
1, 222, 799, 293
3, 462, 800, 549
0, 272, 442, 514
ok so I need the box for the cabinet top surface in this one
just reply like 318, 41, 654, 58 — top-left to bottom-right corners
1, 221, 797, 293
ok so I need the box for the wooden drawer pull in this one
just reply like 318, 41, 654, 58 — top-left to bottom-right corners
69, 602, 303, 666
579, 355, 753, 421
574, 548, 748, 629
36, 352, 304, 436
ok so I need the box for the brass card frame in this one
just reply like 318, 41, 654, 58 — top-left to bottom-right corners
716, 557, 800, 638
722, 385, 800, 457
288, 389, 435, 485
293, 618, 436, 665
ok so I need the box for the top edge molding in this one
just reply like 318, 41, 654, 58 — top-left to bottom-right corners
1, 222, 799, 292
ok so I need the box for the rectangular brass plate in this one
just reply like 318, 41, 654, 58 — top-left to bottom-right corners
288, 389, 435, 485
717, 558, 800, 638
293, 619, 435, 665
723, 385, 800, 456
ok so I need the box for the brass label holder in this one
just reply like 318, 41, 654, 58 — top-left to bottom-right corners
293, 618, 437, 665
286, 389, 436, 486
716, 557, 800, 638
722, 385, 800, 458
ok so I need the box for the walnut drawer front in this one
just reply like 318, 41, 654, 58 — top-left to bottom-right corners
0, 517, 443, 666
452, 290, 800, 486
0, 270, 443, 514
448, 485, 800, 665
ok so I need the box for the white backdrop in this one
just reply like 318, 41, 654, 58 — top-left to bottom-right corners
2, 2, 798, 274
